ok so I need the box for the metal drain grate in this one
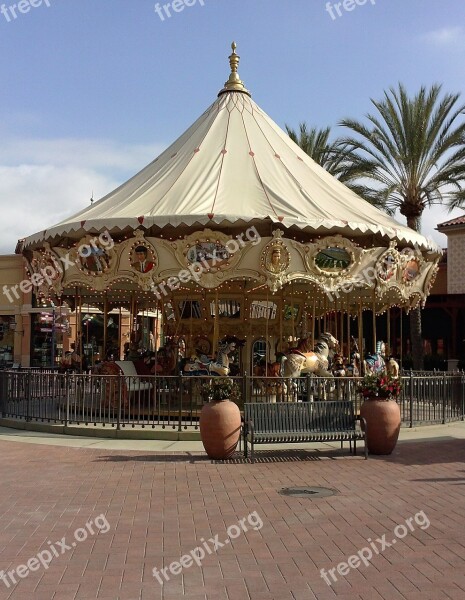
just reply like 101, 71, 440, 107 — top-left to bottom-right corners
279, 486, 337, 498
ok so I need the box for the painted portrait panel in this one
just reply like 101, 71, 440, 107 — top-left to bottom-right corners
131, 245, 156, 274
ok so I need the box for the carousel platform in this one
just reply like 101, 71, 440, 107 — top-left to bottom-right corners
0, 417, 202, 440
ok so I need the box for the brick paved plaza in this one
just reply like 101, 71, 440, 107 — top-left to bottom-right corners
0, 428, 464, 600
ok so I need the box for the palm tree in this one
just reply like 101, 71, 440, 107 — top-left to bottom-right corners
285, 123, 337, 171
338, 83, 465, 368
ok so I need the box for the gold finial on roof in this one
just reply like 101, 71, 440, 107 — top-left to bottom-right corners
218, 41, 251, 97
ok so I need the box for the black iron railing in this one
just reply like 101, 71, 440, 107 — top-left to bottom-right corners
0, 371, 463, 430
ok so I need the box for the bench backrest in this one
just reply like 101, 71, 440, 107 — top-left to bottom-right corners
115, 361, 138, 377
244, 401, 356, 433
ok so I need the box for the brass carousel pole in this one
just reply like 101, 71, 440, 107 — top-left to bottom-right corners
119, 305, 123, 359
323, 295, 327, 333
387, 307, 391, 357
73, 286, 78, 352
291, 282, 295, 342
153, 299, 160, 375
340, 304, 344, 356
372, 290, 377, 354
311, 297, 316, 349
346, 297, 350, 361
334, 299, 338, 341
400, 307, 403, 369
103, 292, 108, 360
189, 300, 193, 356
265, 289, 269, 375
131, 292, 137, 353
212, 290, 219, 357
358, 300, 363, 372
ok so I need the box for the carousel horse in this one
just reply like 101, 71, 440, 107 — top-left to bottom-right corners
253, 355, 291, 401
364, 340, 386, 374
183, 339, 237, 376
283, 332, 339, 378
345, 337, 361, 377
331, 353, 346, 377
387, 356, 400, 378
253, 354, 287, 378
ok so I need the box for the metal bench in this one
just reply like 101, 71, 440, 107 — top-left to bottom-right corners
242, 401, 367, 462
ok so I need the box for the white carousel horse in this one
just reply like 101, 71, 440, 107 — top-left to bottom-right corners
283, 332, 339, 378
183, 340, 236, 376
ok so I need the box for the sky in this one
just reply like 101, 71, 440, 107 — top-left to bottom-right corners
1, 0, 465, 253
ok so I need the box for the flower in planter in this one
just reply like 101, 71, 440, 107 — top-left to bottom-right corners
200, 378, 241, 402
358, 372, 402, 400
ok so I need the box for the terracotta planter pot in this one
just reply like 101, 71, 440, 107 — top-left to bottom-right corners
360, 398, 401, 455
199, 400, 241, 459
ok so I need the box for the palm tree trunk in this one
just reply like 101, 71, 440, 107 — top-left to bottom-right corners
404, 214, 424, 369
410, 307, 423, 370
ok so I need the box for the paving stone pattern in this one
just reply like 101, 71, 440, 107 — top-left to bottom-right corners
0, 440, 464, 599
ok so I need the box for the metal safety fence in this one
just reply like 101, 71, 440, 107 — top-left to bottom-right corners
0, 370, 463, 431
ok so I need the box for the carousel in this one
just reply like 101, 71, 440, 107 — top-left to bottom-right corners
21, 43, 441, 389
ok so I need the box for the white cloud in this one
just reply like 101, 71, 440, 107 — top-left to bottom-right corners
420, 26, 465, 48
0, 137, 164, 172
0, 137, 165, 254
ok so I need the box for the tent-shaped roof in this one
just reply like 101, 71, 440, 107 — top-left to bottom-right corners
24, 44, 439, 253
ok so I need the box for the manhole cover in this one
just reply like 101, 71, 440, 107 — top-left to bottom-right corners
279, 486, 337, 498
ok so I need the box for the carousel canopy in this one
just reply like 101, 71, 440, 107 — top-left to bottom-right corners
24, 43, 439, 253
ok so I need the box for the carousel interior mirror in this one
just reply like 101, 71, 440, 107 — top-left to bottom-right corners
315, 246, 352, 272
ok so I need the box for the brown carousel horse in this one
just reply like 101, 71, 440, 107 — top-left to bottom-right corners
331, 353, 346, 377
252, 355, 287, 378
252, 355, 289, 401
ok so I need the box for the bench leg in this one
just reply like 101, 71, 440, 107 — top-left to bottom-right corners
354, 437, 357, 456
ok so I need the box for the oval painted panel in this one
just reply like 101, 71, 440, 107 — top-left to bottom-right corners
315, 247, 351, 271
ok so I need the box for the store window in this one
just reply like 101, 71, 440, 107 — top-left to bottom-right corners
31, 313, 60, 368
0, 316, 15, 367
